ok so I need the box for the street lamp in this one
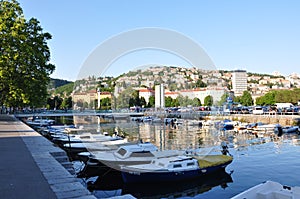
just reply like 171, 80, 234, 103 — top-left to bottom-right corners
97, 87, 101, 109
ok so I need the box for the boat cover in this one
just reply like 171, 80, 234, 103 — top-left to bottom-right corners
194, 155, 233, 168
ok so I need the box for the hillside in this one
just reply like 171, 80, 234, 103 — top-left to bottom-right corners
114, 65, 230, 91
48, 78, 73, 90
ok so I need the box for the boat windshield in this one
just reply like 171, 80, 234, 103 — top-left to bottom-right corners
129, 151, 155, 157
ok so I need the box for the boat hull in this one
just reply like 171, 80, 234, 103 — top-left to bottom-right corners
121, 161, 232, 184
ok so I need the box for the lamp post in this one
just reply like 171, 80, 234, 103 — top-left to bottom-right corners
97, 88, 101, 109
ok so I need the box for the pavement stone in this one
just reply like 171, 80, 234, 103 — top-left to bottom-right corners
0, 114, 96, 199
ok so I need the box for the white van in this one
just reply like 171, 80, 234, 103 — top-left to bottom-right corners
253, 106, 264, 115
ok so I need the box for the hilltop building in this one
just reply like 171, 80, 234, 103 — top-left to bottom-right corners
232, 70, 247, 96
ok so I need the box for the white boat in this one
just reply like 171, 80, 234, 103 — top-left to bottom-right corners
231, 180, 300, 199
89, 142, 181, 169
63, 139, 128, 153
25, 117, 55, 127
77, 142, 184, 177
52, 132, 123, 146
247, 122, 278, 132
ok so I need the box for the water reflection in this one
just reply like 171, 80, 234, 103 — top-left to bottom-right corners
57, 115, 300, 153
87, 169, 233, 199
52, 115, 300, 198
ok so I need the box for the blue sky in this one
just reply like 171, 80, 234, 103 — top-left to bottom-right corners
18, 0, 300, 81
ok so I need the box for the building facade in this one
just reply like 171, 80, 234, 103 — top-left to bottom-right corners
232, 70, 247, 96
72, 90, 112, 109
155, 84, 165, 109
138, 88, 154, 104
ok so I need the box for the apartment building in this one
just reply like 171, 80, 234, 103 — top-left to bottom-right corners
232, 70, 247, 96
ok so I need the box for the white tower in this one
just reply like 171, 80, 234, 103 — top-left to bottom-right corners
155, 84, 165, 109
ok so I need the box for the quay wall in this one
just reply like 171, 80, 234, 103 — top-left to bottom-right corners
208, 114, 300, 126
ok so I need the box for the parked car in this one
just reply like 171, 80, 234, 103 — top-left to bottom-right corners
252, 106, 264, 115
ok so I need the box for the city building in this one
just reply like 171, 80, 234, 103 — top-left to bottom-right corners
155, 84, 165, 109
72, 90, 112, 109
138, 88, 154, 104
180, 87, 227, 105
232, 70, 247, 96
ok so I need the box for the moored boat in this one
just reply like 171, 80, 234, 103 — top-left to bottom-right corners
121, 154, 233, 183
77, 142, 181, 177
275, 125, 300, 136
231, 180, 300, 199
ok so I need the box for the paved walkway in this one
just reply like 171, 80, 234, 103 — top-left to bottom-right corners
0, 115, 96, 199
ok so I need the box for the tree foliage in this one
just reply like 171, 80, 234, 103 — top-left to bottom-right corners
255, 89, 300, 106
218, 93, 229, 106
60, 96, 72, 109
239, 91, 253, 106
51, 83, 74, 97
146, 95, 155, 108
204, 95, 213, 106
0, 0, 55, 108
116, 87, 146, 108
100, 97, 111, 110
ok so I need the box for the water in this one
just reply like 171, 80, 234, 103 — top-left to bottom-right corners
52, 116, 300, 198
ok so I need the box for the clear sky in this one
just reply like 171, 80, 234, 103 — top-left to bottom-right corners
18, 0, 300, 81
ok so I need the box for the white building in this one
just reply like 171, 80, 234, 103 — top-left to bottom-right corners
232, 70, 247, 96
138, 88, 154, 104
155, 84, 165, 109
179, 87, 227, 105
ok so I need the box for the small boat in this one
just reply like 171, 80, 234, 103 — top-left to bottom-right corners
52, 132, 123, 147
215, 119, 235, 131
25, 117, 55, 127
77, 142, 181, 177
275, 126, 300, 136
247, 122, 278, 132
121, 154, 233, 183
63, 139, 128, 153
231, 180, 300, 199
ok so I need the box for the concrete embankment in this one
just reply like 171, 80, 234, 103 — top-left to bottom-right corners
0, 114, 96, 199
208, 114, 300, 126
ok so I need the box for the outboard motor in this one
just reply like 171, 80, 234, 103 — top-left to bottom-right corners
221, 141, 229, 155
277, 126, 283, 137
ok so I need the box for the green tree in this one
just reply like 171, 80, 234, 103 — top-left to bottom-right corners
0, 0, 55, 109
240, 91, 253, 106
165, 96, 173, 107
195, 79, 207, 88
116, 87, 136, 108
172, 97, 180, 107
256, 90, 277, 105
192, 97, 201, 107
52, 83, 74, 97
234, 96, 242, 104
61, 96, 72, 109
139, 97, 146, 107
100, 97, 111, 110
218, 93, 229, 106
204, 95, 213, 106
147, 95, 155, 108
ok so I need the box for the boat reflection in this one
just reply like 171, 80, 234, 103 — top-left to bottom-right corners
87, 168, 233, 198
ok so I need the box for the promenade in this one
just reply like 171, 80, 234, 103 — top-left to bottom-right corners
0, 114, 96, 199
